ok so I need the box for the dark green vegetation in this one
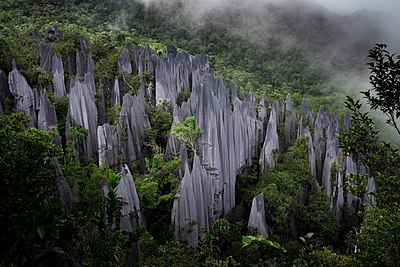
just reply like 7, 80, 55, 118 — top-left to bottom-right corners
339, 44, 400, 266
0, 0, 399, 266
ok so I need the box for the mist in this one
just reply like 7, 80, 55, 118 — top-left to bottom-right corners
134, 0, 399, 101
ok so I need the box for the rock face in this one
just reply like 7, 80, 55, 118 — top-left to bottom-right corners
284, 94, 296, 148
172, 154, 212, 247
116, 164, 145, 232
8, 61, 35, 123
248, 193, 268, 238
155, 50, 192, 107
97, 123, 119, 168
103, 165, 144, 232
51, 158, 73, 214
52, 53, 66, 97
45, 25, 63, 41
37, 90, 58, 132
40, 43, 52, 72
66, 79, 98, 160
76, 38, 94, 78
117, 91, 150, 164
96, 90, 150, 168
259, 100, 281, 173
118, 48, 132, 74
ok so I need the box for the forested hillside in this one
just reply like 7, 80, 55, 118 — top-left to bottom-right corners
0, 0, 399, 266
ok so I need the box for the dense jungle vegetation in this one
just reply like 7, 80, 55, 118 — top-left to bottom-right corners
0, 0, 399, 266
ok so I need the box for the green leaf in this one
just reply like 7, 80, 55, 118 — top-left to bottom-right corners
37, 226, 45, 239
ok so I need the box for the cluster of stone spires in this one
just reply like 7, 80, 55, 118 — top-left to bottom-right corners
0, 33, 375, 248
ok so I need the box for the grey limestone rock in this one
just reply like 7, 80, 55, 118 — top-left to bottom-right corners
321, 118, 344, 214
155, 47, 192, 107
304, 126, 317, 178
103, 165, 144, 232
259, 100, 280, 173
248, 193, 268, 238
51, 158, 73, 214
45, 25, 63, 41
313, 108, 330, 182
284, 94, 296, 148
118, 48, 132, 74
117, 164, 145, 232
112, 77, 122, 106
37, 90, 58, 132
8, 61, 35, 123
51, 53, 66, 97
40, 42, 52, 72
84, 73, 96, 99
166, 44, 177, 59
301, 98, 309, 115
172, 154, 212, 247
76, 39, 94, 78
97, 123, 119, 168
66, 79, 98, 159
117, 91, 150, 163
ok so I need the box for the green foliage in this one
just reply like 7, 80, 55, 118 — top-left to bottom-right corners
297, 189, 339, 245
105, 169, 122, 227
246, 137, 338, 262
106, 103, 122, 125
171, 115, 202, 152
145, 103, 173, 149
66, 124, 88, 162
0, 113, 64, 265
311, 247, 353, 267
339, 45, 400, 266
176, 87, 191, 106
136, 152, 180, 242
365, 44, 400, 135
241, 235, 287, 253
199, 219, 244, 263
48, 93, 69, 146
142, 241, 197, 267
64, 163, 105, 217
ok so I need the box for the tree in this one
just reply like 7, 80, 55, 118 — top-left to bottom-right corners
171, 115, 202, 152
0, 113, 64, 265
365, 44, 400, 135
340, 44, 400, 266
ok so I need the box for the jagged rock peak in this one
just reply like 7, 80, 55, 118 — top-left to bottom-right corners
45, 25, 63, 41
51, 53, 66, 97
97, 123, 119, 168
259, 100, 280, 173
248, 193, 268, 238
66, 79, 98, 160
118, 48, 132, 74
117, 164, 145, 232
8, 61, 35, 123
40, 42, 52, 72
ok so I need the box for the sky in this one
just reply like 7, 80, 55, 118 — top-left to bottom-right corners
312, 0, 399, 15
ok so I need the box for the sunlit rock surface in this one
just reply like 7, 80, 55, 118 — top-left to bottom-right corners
52, 53, 66, 97
103, 165, 144, 232
259, 100, 281, 173
248, 193, 268, 238
8, 61, 35, 124
97, 123, 119, 168
66, 78, 98, 159
40, 42, 52, 72
172, 154, 212, 247
117, 90, 150, 163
